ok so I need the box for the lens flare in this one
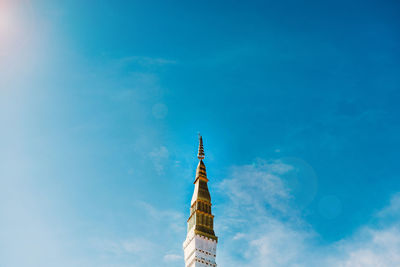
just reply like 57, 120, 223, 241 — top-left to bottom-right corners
0, 2, 18, 41
0, 0, 34, 51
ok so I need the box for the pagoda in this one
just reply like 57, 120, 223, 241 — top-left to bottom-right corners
183, 135, 218, 267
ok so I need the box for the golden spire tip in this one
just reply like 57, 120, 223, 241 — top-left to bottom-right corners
197, 134, 205, 160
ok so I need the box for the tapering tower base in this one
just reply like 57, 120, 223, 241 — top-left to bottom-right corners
183, 229, 217, 267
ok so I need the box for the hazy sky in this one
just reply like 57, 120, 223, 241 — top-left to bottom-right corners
1, 0, 400, 266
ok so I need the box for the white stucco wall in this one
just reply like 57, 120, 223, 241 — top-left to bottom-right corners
183, 229, 217, 267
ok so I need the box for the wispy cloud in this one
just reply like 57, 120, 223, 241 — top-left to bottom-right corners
330, 226, 400, 266
163, 253, 183, 262
84, 202, 185, 267
216, 159, 400, 267
377, 192, 400, 220
137, 201, 185, 234
148, 146, 169, 175
88, 238, 160, 267
119, 56, 177, 68
218, 159, 293, 215
97, 238, 157, 256
216, 159, 313, 266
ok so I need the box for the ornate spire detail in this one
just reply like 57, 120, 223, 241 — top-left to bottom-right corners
197, 134, 205, 160
195, 134, 207, 182
187, 135, 217, 239
183, 135, 218, 267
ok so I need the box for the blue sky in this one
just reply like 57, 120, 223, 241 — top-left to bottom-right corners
1, 0, 400, 266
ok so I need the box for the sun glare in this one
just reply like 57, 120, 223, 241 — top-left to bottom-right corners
0, 1, 24, 44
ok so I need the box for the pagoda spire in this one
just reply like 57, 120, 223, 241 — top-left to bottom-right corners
183, 135, 218, 267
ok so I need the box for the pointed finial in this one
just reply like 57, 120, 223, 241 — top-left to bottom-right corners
197, 133, 205, 160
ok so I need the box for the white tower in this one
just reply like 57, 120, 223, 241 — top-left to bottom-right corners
183, 135, 218, 267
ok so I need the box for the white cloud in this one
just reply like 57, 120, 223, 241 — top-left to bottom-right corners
216, 159, 400, 267
88, 238, 162, 267
149, 146, 169, 175
97, 238, 156, 256
152, 103, 168, 119
137, 201, 185, 234
119, 56, 177, 67
377, 192, 400, 220
163, 253, 183, 262
329, 226, 400, 267
81, 201, 185, 267
233, 233, 246, 240
218, 160, 293, 213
